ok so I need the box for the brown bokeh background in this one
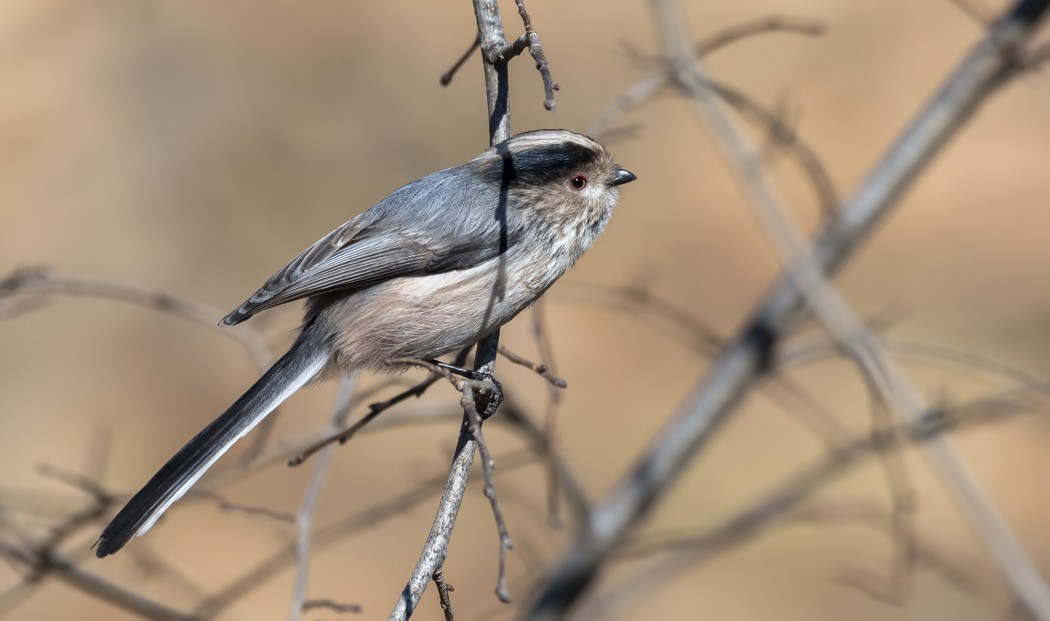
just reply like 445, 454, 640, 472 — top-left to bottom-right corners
2, 1, 1050, 619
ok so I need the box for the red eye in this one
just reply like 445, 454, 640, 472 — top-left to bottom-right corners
569, 175, 588, 190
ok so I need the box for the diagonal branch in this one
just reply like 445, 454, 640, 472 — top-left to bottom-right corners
524, 0, 1050, 617
652, 0, 1050, 615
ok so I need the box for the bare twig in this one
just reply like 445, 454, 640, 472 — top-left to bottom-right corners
497, 345, 567, 388
560, 280, 852, 448
0, 480, 196, 621
590, 54, 838, 216
196, 448, 539, 619
525, 1, 1050, 617
433, 566, 455, 621
589, 496, 1008, 619
512, 0, 559, 110
302, 598, 363, 614
392, 358, 513, 602
194, 491, 294, 524
651, 6, 936, 611
460, 382, 514, 603
613, 388, 1043, 621
710, 62, 1050, 600
529, 301, 568, 527
290, 349, 470, 467
441, 37, 481, 86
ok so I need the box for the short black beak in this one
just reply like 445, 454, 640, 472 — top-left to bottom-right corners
610, 168, 637, 186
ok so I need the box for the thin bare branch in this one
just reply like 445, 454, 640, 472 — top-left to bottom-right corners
197, 449, 539, 619
497, 345, 567, 389
194, 491, 294, 524
433, 566, 455, 621
0, 267, 282, 465
288, 378, 356, 621
390, 358, 513, 603
440, 37, 481, 86
0, 267, 271, 372
290, 349, 470, 467
529, 301, 568, 527
302, 598, 363, 614
694, 14, 827, 56
512, 0, 559, 110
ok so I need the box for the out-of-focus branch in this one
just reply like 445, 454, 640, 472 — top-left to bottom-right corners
524, 0, 1050, 617
0, 267, 282, 462
0, 267, 271, 371
0, 466, 196, 621
694, 14, 826, 56
653, 0, 1050, 614
0, 545, 197, 621
589, 15, 836, 215
196, 448, 541, 619
586, 389, 1042, 618
591, 76, 837, 219
290, 349, 470, 467
288, 378, 356, 621
524, 300, 570, 527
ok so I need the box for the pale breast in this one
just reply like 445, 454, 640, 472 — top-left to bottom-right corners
317, 245, 574, 373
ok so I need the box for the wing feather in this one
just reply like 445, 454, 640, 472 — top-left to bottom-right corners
220, 166, 520, 326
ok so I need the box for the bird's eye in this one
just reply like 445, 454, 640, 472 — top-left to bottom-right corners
569, 175, 588, 190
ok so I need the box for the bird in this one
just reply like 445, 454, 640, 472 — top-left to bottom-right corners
95, 129, 635, 557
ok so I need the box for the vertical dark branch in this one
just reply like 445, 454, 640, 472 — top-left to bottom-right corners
389, 2, 522, 618
472, 0, 511, 378
475, 0, 513, 144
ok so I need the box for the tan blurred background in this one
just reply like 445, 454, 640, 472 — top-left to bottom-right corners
2, 0, 1050, 619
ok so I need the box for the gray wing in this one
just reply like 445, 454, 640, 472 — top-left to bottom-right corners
220, 167, 519, 326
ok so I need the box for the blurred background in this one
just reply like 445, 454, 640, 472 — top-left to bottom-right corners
2, 0, 1049, 619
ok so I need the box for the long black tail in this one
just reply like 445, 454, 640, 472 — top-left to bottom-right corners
95, 324, 329, 558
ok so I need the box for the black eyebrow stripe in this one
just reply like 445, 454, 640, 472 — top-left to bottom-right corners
469, 138, 603, 186
511, 142, 598, 175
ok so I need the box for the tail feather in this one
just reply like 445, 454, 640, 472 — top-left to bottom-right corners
95, 325, 329, 558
